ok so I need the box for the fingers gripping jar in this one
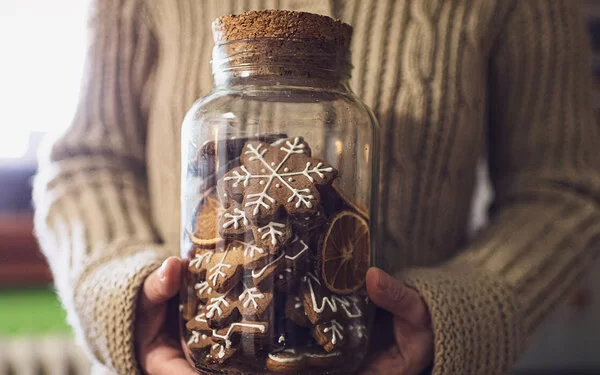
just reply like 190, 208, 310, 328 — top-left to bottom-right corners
180, 10, 379, 374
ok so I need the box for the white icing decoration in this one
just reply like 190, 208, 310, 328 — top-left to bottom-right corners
190, 251, 212, 269
276, 183, 281, 188
238, 286, 265, 309
217, 345, 226, 358
304, 273, 363, 318
202, 334, 208, 340
224, 137, 332, 215
271, 162, 276, 166
278, 334, 285, 344
294, 297, 302, 309
257, 221, 286, 246
208, 250, 232, 286
178, 304, 183, 312
322, 320, 344, 345
259, 180, 265, 185
222, 208, 248, 230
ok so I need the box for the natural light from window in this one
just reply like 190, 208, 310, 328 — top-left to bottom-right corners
0, 0, 90, 163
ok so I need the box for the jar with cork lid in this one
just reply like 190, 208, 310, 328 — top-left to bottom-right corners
179, 10, 379, 374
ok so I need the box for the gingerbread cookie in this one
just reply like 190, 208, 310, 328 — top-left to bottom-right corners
201, 287, 241, 328
266, 347, 343, 373
300, 273, 365, 324
251, 220, 293, 254
291, 207, 326, 233
285, 295, 311, 328
346, 320, 369, 348
237, 284, 273, 320
219, 137, 337, 223
312, 319, 346, 352
225, 240, 272, 270
249, 236, 311, 288
273, 236, 311, 292
207, 342, 238, 364
198, 247, 244, 293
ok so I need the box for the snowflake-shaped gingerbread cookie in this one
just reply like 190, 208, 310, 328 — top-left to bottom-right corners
218, 137, 337, 223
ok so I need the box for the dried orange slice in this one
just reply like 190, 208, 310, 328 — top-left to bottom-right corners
320, 210, 370, 295
188, 190, 225, 249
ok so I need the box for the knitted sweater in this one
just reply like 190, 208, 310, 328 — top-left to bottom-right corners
33, 1, 600, 374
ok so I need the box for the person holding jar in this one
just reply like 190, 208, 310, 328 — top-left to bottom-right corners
34, 1, 600, 375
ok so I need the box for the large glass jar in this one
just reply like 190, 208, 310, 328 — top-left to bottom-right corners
180, 10, 379, 374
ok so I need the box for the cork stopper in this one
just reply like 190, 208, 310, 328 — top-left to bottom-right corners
212, 10, 352, 48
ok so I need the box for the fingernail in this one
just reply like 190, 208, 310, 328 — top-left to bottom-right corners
375, 268, 390, 291
158, 259, 168, 282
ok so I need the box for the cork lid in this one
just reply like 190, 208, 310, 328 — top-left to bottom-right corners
212, 10, 352, 48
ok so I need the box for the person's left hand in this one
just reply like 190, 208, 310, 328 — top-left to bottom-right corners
361, 268, 434, 375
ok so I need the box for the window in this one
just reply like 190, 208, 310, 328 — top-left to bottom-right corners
0, 0, 90, 165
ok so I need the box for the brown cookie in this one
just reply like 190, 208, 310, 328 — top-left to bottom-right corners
285, 295, 311, 328
300, 273, 365, 325
252, 220, 293, 254
201, 287, 241, 328
291, 207, 326, 233
312, 319, 346, 352
266, 347, 343, 373
219, 137, 337, 224
274, 236, 311, 292
346, 320, 369, 349
207, 342, 238, 364
248, 236, 311, 288
201, 247, 244, 293
237, 284, 274, 320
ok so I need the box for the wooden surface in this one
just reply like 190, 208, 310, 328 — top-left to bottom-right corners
0, 213, 52, 285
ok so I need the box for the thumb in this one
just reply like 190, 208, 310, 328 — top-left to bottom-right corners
140, 256, 182, 312
366, 267, 423, 320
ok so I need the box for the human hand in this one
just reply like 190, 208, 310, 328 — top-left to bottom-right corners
361, 268, 434, 375
136, 257, 196, 375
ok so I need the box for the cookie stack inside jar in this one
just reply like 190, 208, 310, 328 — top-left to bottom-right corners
182, 135, 371, 373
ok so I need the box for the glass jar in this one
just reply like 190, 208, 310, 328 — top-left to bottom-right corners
180, 10, 379, 374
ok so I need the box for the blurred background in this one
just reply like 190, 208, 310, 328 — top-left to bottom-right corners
0, 1, 599, 374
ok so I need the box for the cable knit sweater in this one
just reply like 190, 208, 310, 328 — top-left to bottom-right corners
33, 1, 600, 374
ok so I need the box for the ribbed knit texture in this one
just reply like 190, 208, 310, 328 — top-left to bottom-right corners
33, 1, 600, 374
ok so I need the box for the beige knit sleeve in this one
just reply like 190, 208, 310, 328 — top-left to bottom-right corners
33, 1, 165, 373
403, 1, 600, 374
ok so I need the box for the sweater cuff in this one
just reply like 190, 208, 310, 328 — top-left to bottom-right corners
73, 245, 166, 375
401, 266, 525, 375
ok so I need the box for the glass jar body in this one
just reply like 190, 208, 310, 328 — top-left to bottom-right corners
180, 78, 379, 374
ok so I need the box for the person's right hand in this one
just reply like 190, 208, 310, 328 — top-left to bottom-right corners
136, 256, 197, 375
